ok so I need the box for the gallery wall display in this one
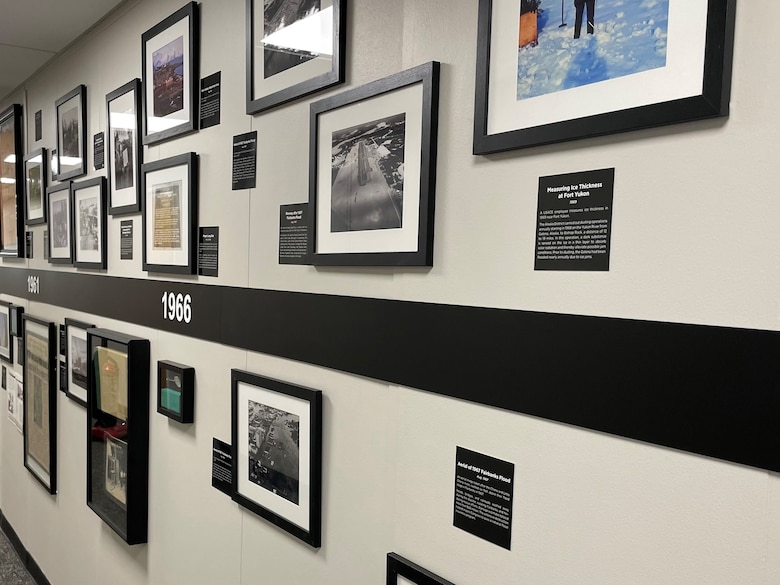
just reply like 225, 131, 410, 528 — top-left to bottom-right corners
245, 0, 346, 115
0, 104, 25, 258
55, 85, 88, 180
72, 177, 108, 270
142, 152, 198, 274
87, 328, 150, 545
106, 79, 143, 215
24, 149, 47, 226
46, 182, 73, 264
308, 61, 440, 266
22, 314, 57, 494
231, 369, 323, 547
142, 2, 200, 145
157, 360, 194, 423
64, 318, 95, 407
0, 300, 12, 363
473, 0, 737, 153
387, 553, 456, 585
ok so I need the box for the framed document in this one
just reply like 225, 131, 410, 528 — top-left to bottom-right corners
72, 177, 107, 270
0, 104, 25, 257
55, 85, 87, 180
142, 2, 200, 145
142, 152, 198, 274
387, 553, 456, 585
46, 181, 73, 264
245, 0, 346, 115
231, 369, 323, 547
106, 79, 143, 215
24, 149, 47, 225
0, 300, 12, 363
87, 328, 150, 545
157, 360, 194, 423
22, 315, 57, 494
64, 318, 95, 406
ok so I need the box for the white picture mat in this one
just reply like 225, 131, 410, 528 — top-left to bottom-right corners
145, 18, 192, 134
67, 325, 89, 403
316, 83, 423, 255
48, 189, 71, 259
487, 0, 708, 134
74, 184, 103, 264
108, 90, 139, 208
236, 381, 312, 531
145, 164, 190, 267
57, 93, 83, 174
25, 160, 44, 221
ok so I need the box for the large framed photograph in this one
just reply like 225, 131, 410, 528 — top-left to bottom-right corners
72, 177, 107, 270
46, 181, 73, 264
55, 85, 87, 180
142, 2, 200, 145
24, 149, 47, 225
141, 152, 198, 274
387, 553, 456, 585
231, 369, 322, 547
473, 0, 737, 154
309, 61, 440, 266
245, 0, 346, 115
64, 318, 95, 406
0, 104, 25, 257
22, 315, 57, 494
0, 300, 12, 363
107, 79, 143, 215
87, 328, 150, 545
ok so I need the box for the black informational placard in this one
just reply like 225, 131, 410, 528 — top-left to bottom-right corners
453, 446, 514, 550
35, 110, 42, 142
198, 227, 219, 277
1, 365, 6, 390
93, 132, 105, 170
200, 72, 221, 129
25, 231, 33, 258
120, 220, 133, 260
231, 131, 257, 190
17, 338, 23, 366
59, 360, 67, 392
59, 324, 66, 356
43, 231, 49, 260
535, 168, 615, 271
212, 438, 233, 496
279, 203, 309, 265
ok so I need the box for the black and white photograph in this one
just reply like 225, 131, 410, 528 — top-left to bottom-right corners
330, 113, 406, 233
0, 303, 9, 363
55, 85, 87, 180
72, 177, 107, 269
105, 435, 128, 508
263, 0, 321, 79
79, 196, 99, 251
65, 319, 94, 406
153, 35, 185, 118
114, 128, 134, 190
247, 400, 300, 504
52, 200, 68, 249
71, 336, 88, 390
24, 149, 47, 225
61, 107, 80, 158
107, 79, 142, 215
28, 164, 42, 213
46, 182, 72, 264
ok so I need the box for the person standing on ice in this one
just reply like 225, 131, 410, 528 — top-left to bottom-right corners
573, 0, 595, 38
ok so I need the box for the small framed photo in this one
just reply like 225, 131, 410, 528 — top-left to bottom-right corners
387, 553, 456, 585
141, 152, 198, 274
55, 85, 87, 180
142, 2, 200, 145
46, 181, 73, 264
0, 104, 25, 257
309, 61, 440, 266
24, 149, 47, 225
107, 79, 143, 215
72, 177, 107, 270
22, 314, 58, 494
246, 0, 346, 115
157, 360, 194, 423
64, 318, 95, 406
231, 369, 322, 547
0, 301, 12, 363
9, 305, 24, 338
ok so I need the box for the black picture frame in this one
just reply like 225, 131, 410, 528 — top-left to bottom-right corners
72, 177, 108, 270
64, 318, 95, 407
24, 149, 47, 226
157, 360, 194, 423
245, 0, 346, 115
141, 152, 198, 274
55, 85, 88, 180
106, 79, 143, 215
22, 314, 57, 494
86, 328, 150, 545
8, 305, 23, 338
142, 2, 200, 145
231, 369, 323, 547
0, 300, 12, 363
308, 61, 440, 266
0, 104, 25, 258
387, 553, 456, 585
46, 181, 73, 264
473, 0, 737, 154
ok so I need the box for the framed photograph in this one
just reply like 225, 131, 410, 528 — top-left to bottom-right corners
87, 328, 150, 545
141, 152, 198, 274
64, 318, 95, 406
0, 104, 25, 257
9, 305, 23, 337
387, 553, 456, 585
72, 177, 107, 270
473, 0, 737, 154
0, 301, 12, 363
24, 149, 47, 225
245, 0, 346, 115
22, 315, 57, 494
157, 360, 194, 423
55, 85, 87, 180
107, 79, 143, 215
46, 181, 73, 264
309, 61, 440, 266
231, 369, 322, 547
142, 2, 199, 145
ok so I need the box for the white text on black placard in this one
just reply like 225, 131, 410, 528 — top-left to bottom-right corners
279, 203, 309, 264
232, 131, 258, 190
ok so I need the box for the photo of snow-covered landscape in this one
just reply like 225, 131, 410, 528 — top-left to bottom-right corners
517, 0, 669, 101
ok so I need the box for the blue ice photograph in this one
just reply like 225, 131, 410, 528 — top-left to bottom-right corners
517, 0, 670, 101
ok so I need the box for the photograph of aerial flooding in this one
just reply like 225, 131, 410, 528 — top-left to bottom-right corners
330, 113, 406, 233
247, 400, 300, 504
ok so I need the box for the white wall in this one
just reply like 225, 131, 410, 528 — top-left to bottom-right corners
1, 1, 779, 584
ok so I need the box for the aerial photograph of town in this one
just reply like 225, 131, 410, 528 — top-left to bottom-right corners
247, 400, 300, 504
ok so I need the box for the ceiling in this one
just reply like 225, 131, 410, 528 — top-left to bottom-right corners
0, 0, 127, 100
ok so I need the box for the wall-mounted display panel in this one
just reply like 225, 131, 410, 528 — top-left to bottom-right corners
24, 149, 47, 226
46, 182, 73, 264
55, 85, 88, 180
65, 318, 95, 407
157, 360, 194, 423
72, 177, 107, 270
0, 104, 25, 258
107, 80, 143, 216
